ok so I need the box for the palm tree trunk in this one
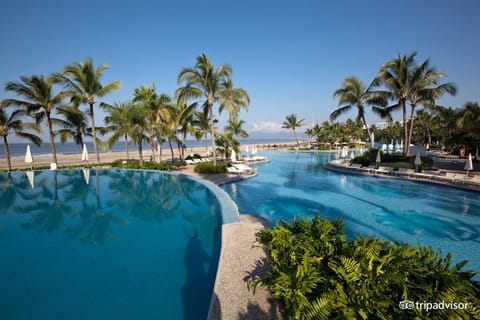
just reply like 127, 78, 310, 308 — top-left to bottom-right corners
89, 103, 101, 163
138, 139, 144, 166
401, 100, 408, 155
148, 135, 155, 162
293, 128, 300, 148
124, 134, 129, 159
47, 115, 58, 165
361, 114, 373, 148
168, 140, 175, 162
3, 136, 12, 171
407, 104, 417, 155
209, 104, 216, 164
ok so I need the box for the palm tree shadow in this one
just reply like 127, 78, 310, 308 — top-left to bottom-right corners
182, 233, 212, 320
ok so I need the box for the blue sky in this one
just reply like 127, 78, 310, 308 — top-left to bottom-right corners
1, 0, 479, 141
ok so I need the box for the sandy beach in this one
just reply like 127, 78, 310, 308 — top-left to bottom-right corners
0, 142, 296, 171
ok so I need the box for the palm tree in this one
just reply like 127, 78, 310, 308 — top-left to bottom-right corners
377, 52, 416, 155
404, 59, 456, 154
133, 84, 160, 161
331, 76, 389, 147
176, 53, 233, 164
128, 103, 149, 166
101, 101, 134, 159
0, 107, 42, 171
282, 113, 305, 148
225, 118, 249, 139
377, 52, 456, 155
192, 111, 216, 154
457, 102, 480, 158
55, 104, 91, 146
218, 79, 250, 121
55, 58, 121, 162
3, 74, 66, 166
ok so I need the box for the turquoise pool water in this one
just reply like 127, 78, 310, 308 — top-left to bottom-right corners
222, 151, 480, 277
0, 169, 221, 320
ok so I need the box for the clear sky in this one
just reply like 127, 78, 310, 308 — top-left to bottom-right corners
1, 0, 479, 141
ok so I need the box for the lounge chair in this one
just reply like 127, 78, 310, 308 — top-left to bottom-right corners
376, 166, 393, 174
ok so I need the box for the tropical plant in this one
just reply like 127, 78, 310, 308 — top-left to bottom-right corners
217, 79, 250, 121
225, 118, 249, 139
55, 58, 121, 162
193, 161, 227, 174
55, 104, 91, 146
176, 53, 233, 164
215, 132, 239, 161
377, 52, 456, 155
3, 74, 66, 165
331, 76, 389, 147
101, 101, 134, 159
457, 102, 480, 158
0, 106, 42, 170
254, 215, 480, 320
282, 113, 305, 148
192, 110, 217, 154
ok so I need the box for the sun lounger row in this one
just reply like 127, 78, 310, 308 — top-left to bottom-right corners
243, 155, 269, 162
227, 164, 257, 175
185, 158, 211, 165
328, 161, 480, 189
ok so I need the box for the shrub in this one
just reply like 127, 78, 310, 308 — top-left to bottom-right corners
111, 160, 176, 171
193, 162, 227, 174
254, 215, 480, 320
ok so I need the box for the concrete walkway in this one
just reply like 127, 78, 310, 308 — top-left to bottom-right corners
208, 214, 283, 320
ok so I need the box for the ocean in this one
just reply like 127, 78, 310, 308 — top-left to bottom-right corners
0, 138, 295, 158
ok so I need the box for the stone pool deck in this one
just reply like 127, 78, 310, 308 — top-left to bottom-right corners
176, 165, 284, 320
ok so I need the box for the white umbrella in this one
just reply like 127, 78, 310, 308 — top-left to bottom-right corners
376, 150, 381, 163
341, 147, 347, 158
25, 144, 33, 165
231, 149, 237, 162
414, 152, 422, 172
464, 153, 473, 177
359, 145, 364, 155
82, 168, 90, 184
25, 170, 35, 189
350, 150, 355, 160
81, 143, 89, 162
371, 132, 375, 148
245, 145, 249, 154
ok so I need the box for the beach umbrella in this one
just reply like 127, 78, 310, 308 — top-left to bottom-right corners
81, 144, 89, 162
82, 168, 90, 184
376, 150, 381, 164
464, 153, 473, 177
25, 145, 33, 166
359, 145, 364, 155
341, 147, 347, 158
245, 145, 249, 154
371, 132, 374, 148
25, 170, 35, 189
350, 150, 355, 160
414, 152, 422, 172
231, 149, 237, 162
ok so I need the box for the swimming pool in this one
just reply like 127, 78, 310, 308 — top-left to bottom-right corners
222, 151, 480, 277
0, 169, 222, 320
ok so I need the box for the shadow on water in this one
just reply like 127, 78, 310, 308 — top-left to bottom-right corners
182, 233, 211, 320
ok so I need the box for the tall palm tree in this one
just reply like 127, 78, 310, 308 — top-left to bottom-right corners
192, 111, 216, 154
404, 59, 456, 154
331, 76, 389, 147
376, 52, 416, 154
218, 79, 250, 121
224, 118, 249, 139
176, 53, 233, 164
101, 101, 134, 159
3, 74, 66, 165
133, 84, 160, 161
457, 102, 480, 158
55, 104, 91, 146
0, 107, 42, 171
282, 114, 305, 148
55, 58, 121, 162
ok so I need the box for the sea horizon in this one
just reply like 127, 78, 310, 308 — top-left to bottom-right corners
0, 138, 298, 158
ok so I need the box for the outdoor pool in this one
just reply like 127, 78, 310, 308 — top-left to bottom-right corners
222, 151, 480, 278
0, 169, 222, 320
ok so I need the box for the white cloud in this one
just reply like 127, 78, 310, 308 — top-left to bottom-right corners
250, 121, 283, 133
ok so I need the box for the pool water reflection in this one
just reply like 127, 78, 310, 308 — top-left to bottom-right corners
0, 169, 221, 320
